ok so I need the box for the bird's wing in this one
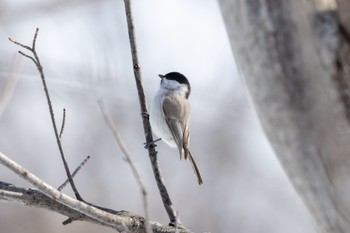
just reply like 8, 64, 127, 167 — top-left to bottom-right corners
162, 95, 190, 159
183, 123, 191, 159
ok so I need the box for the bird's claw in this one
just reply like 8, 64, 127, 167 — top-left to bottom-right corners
144, 138, 161, 148
141, 112, 150, 119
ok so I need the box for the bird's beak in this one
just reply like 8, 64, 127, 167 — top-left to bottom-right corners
158, 74, 165, 79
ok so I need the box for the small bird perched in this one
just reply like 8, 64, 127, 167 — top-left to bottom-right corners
150, 72, 203, 185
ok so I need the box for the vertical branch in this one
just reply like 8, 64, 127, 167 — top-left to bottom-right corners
122, 0, 178, 225
59, 108, 67, 139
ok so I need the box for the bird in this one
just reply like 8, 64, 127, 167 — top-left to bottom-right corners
150, 71, 203, 185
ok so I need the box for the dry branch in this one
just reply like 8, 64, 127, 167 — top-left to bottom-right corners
0, 152, 193, 233
59, 108, 67, 139
58, 155, 90, 191
122, 0, 178, 226
9, 28, 83, 201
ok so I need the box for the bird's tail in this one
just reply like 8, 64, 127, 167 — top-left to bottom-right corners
184, 149, 203, 185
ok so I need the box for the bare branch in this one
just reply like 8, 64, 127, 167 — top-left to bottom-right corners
18, 51, 37, 65
0, 181, 194, 233
59, 108, 67, 139
98, 99, 151, 233
32, 28, 39, 51
58, 155, 90, 191
0, 189, 23, 201
122, 0, 179, 226
9, 28, 84, 201
0, 153, 194, 233
8, 37, 33, 51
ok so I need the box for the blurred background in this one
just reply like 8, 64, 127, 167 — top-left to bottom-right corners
0, 0, 317, 232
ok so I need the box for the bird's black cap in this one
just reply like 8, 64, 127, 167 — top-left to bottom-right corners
158, 72, 191, 98
159, 72, 190, 86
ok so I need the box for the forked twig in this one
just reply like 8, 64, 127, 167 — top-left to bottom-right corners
123, 0, 179, 226
9, 28, 84, 201
98, 99, 151, 233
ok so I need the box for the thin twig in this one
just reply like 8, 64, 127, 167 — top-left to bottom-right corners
8, 37, 32, 51
98, 99, 152, 233
9, 28, 84, 201
18, 51, 36, 64
122, 0, 178, 226
0, 152, 116, 228
0, 189, 23, 201
59, 108, 67, 139
58, 155, 90, 191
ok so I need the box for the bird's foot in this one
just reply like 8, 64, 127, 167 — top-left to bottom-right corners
144, 138, 161, 148
169, 219, 184, 228
141, 112, 149, 119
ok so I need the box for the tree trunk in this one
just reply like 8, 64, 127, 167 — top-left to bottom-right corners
218, 1, 350, 232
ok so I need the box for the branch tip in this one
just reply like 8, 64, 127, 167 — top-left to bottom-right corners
59, 108, 67, 139
32, 28, 39, 50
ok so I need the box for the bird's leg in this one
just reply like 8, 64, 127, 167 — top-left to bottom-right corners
141, 112, 149, 119
140, 111, 161, 148
144, 138, 161, 148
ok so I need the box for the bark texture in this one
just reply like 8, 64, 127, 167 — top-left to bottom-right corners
0, 181, 193, 233
218, 0, 350, 232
